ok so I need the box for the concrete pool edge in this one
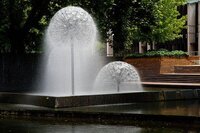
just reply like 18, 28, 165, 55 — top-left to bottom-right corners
0, 89, 200, 108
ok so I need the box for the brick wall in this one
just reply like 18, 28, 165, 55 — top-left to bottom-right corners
160, 57, 194, 73
124, 57, 195, 81
125, 57, 161, 81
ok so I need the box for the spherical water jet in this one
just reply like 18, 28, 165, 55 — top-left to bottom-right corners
40, 6, 101, 96
94, 61, 143, 94
46, 6, 96, 48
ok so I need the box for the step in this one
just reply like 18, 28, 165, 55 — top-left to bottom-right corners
141, 73, 200, 83
174, 65, 200, 73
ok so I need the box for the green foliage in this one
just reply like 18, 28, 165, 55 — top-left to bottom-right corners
129, 0, 186, 50
0, 0, 118, 53
125, 0, 158, 49
0, 0, 51, 53
125, 49, 188, 58
0, 0, 187, 53
0, 0, 11, 52
152, 0, 186, 43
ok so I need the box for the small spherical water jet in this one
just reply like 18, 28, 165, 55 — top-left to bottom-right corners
94, 61, 143, 94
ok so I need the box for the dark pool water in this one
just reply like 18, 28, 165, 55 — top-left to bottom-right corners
0, 118, 199, 133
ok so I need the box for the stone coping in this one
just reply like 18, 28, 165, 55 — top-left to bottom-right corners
0, 89, 200, 108
175, 65, 200, 66
142, 82, 200, 86
161, 73, 200, 75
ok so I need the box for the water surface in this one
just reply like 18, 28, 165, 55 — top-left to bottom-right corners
0, 118, 198, 133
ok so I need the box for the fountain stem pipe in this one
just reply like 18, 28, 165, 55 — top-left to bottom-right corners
71, 37, 75, 95
117, 81, 120, 92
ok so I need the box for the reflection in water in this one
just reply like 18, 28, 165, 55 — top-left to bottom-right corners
0, 118, 198, 133
0, 100, 200, 133
0, 119, 140, 133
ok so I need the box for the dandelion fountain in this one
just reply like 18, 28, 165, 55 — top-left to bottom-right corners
0, 5, 200, 133
94, 61, 143, 94
0, 6, 163, 108
38, 6, 143, 97
39, 6, 101, 96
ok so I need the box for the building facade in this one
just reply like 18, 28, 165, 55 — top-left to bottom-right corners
187, 0, 199, 55
137, 0, 200, 56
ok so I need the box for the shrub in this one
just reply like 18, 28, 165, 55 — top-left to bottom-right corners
125, 49, 188, 59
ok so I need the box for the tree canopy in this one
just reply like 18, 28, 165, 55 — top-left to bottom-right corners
0, 0, 52, 53
129, 0, 186, 50
0, 0, 187, 54
0, 0, 117, 53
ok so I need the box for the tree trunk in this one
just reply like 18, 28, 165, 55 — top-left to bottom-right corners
8, 0, 25, 54
149, 40, 154, 51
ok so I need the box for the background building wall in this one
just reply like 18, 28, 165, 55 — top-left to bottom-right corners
187, 3, 198, 55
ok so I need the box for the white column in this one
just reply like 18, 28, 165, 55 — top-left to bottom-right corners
139, 42, 142, 53
106, 42, 113, 57
187, 3, 196, 55
147, 43, 150, 51
198, 2, 200, 55
139, 42, 148, 53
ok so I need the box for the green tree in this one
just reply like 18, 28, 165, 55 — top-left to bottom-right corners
100, 0, 156, 53
0, 0, 116, 53
124, 0, 157, 50
1, 0, 165, 53
131, 0, 186, 50
153, 0, 186, 43
0, 0, 52, 53
108, 0, 133, 53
